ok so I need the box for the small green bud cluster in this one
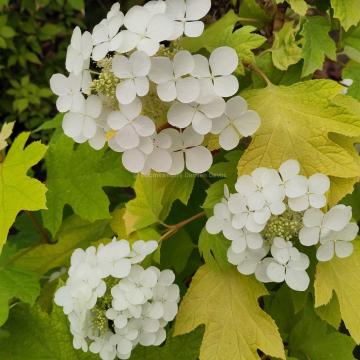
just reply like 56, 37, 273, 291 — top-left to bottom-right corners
91, 68, 119, 103
263, 209, 303, 242
92, 277, 118, 333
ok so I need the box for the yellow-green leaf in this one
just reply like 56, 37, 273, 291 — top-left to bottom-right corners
123, 173, 195, 234
0, 132, 47, 252
314, 240, 360, 343
238, 80, 360, 202
330, 0, 360, 31
271, 21, 302, 70
174, 265, 285, 360
275, 0, 308, 15
0, 121, 14, 150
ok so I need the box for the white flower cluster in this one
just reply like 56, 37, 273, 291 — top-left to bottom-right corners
50, 0, 261, 174
206, 159, 358, 291
54, 239, 180, 360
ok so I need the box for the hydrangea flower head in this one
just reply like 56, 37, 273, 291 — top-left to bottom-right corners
206, 160, 358, 291
55, 238, 180, 360
50, 1, 262, 175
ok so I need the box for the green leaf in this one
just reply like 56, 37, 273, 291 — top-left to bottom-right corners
238, 0, 271, 27
288, 302, 355, 359
25, 52, 41, 64
238, 80, 360, 203
315, 240, 360, 343
179, 10, 266, 74
0, 25, 15, 38
13, 98, 29, 112
42, 131, 134, 236
343, 25, 360, 62
124, 173, 195, 234
330, 0, 360, 31
343, 61, 360, 100
252, 52, 303, 88
131, 327, 204, 359
271, 21, 302, 70
0, 305, 98, 360
203, 179, 228, 210
315, 294, 342, 329
0, 133, 47, 252
13, 215, 110, 275
0, 267, 40, 326
68, 0, 84, 10
160, 229, 195, 274
174, 265, 285, 360
198, 228, 230, 271
301, 16, 336, 77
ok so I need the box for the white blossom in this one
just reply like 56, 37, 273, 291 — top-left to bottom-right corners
162, 127, 212, 174
92, 3, 125, 61
66, 26, 93, 75
227, 245, 268, 277
316, 222, 359, 261
288, 173, 330, 212
107, 97, 155, 150
50, 73, 84, 113
266, 238, 310, 291
278, 159, 308, 199
55, 239, 179, 360
299, 205, 352, 246
121, 131, 173, 174
118, 5, 174, 56
62, 95, 102, 143
166, 0, 211, 39
205, 160, 358, 291
167, 96, 225, 135
113, 51, 151, 104
191, 46, 239, 98
149, 50, 200, 103
211, 96, 261, 150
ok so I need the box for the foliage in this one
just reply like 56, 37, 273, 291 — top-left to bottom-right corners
2, 0, 360, 359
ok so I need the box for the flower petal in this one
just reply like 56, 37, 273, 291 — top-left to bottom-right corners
219, 126, 239, 150
285, 268, 310, 291
299, 226, 320, 246
173, 50, 194, 78
210, 46, 238, 76
185, 146, 212, 173
213, 75, 239, 97
176, 77, 200, 103
122, 148, 146, 173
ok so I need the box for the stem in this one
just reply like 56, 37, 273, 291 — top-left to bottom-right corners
248, 63, 272, 86
237, 17, 263, 24
159, 211, 206, 242
25, 210, 50, 244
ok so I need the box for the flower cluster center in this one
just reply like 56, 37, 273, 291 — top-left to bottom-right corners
262, 209, 303, 242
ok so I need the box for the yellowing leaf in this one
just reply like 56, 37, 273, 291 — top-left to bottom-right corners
174, 265, 285, 360
0, 132, 47, 252
288, 0, 308, 15
271, 21, 302, 70
330, 0, 360, 31
314, 241, 360, 343
124, 173, 195, 234
238, 80, 360, 202
0, 121, 14, 150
